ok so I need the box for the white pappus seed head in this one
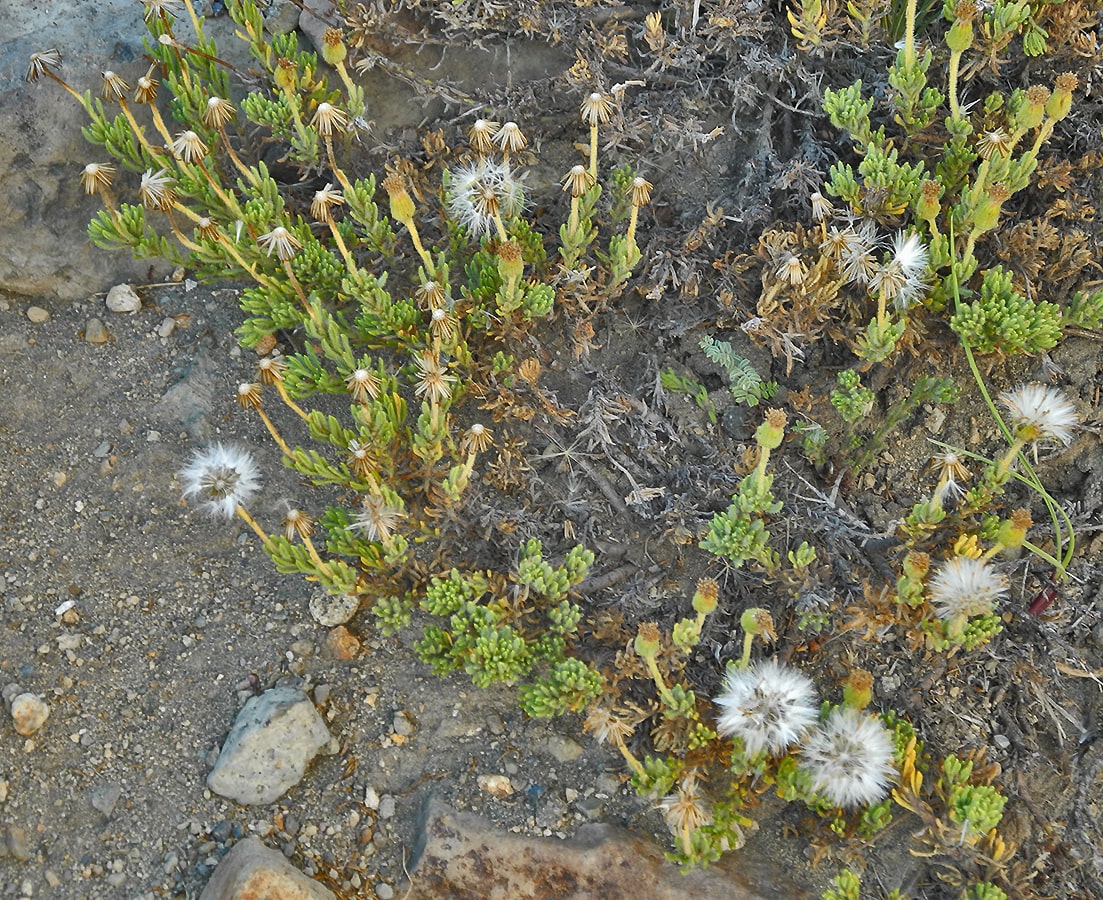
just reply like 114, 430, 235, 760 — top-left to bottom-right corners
998, 383, 1078, 446
801, 707, 896, 809
179, 443, 262, 519
713, 659, 819, 757
444, 159, 525, 237
928, 556, 1009, 621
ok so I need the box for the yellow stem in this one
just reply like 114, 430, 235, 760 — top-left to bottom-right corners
117, 98, 162, 160
948, 51, 962, 120
165, 210, 202, 252
252, 404, 292, 456
325, 135, 352, 193
45, 71, 89, 107
235, 505, 272, 548
626, 206, 639, 247
614, 739, 647, 779
146, 102, 174, 149
301, 534, 337, 580
589, 123, 599, 178
216, 123, 259, 187
399, 218, 436, 275
327, 219, 357, 273
273, 379, 310, 421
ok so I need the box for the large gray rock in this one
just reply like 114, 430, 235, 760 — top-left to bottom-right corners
199, 836, 336, 900
0, 3, 248, 299
207, 687, 331, 806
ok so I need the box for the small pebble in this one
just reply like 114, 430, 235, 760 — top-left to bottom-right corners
376, 883, 394, 900
378, 795, 396, 819
993, 733, 1011, 751
10, 693, 50, 736
392, 711, 415, 737
308, 591, 359, 627
476, 774, 515, 798
157, 317, 177, 338
105, 283, 142, 314
26, 306, 50, 323
85, 318, 111, 344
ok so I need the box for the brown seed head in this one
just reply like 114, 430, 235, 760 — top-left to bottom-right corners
196, 217, 220, 242
493, 121, 527, 155
172, 130, 208, 164
953, 1, 977, 21
100, 70, 130, 102
283, 508, 316, 541
468, 118, 499, 154
311, 102, 349, 137
139, 168, 177, 211
310, 183, 345, 223
976, 128, 1012, 159
629, 175, 653, 208
80, 163, 116, 196
202, 96, 236, 129
257, 355, 287, 385
415, 280, 446, 310
562, 164, 595, 198
134, 68, 159, 104
236, 382, 264, 409
462, 422, 494, 455
580, 91, 615, 126
26, 49, 63, 83
345, 366, 381, 403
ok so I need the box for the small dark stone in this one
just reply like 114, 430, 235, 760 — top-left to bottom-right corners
209, 820, 233, 844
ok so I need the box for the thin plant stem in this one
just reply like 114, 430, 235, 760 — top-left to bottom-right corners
235, 505, 272, 548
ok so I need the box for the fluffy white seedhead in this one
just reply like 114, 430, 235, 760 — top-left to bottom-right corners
998, 383, 1078, 446
801, 707, 896, 809
928, 556, 1009, 621
179, 443, 262, 519
891, 231, 929, 279
714, 659, 819, 757
445, 159, 525, 237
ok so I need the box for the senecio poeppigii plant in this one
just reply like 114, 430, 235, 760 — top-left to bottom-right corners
29, 2, 661, 715
31, 0, 1034, 878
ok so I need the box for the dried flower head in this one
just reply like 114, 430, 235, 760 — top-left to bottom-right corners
998, 383, 1078, 445
143, 0, 183, 21
345, 366, 381, 403
179, 443, 262, 520
776, 253, 805, 286
26, 49, 63, 83
583, 706, 635, 746
580, 91, 615, 126
976, 128, 1013, 159
282, 508, 315, 542
100, 70, 130, 102
412, 352, 457, 404
810, 191, 834, 222
172, 130, 208, 164
415, 280, 446, 311
346, 439, 377, 478
351, 493, 404, 543
493, 121, 527, 155
235, 381, 264, 409
928, 556, 1009, 621
801, 707, 895, 808
311, 102, 349, 137
629, 175, 653, 208
429, 307, 457, 344
202, 96, 236, 129
468, 118, 499, 154
658, 774, 711, 848
562, 164, 595, 198
310, 183, 345, 223
256, 356, 286, 386
714, 659, 819, 757
134, 70, 159, 105
80, 163, 116, 196
257, 226, 302, 261
139, 168, 177, 211
462, 423, 494, 455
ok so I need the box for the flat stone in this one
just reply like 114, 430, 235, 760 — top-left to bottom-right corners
206, 687, 331, 806
26, 306, 50, 324
403, 797, 812, 899
308, 590, 359, 627
323, 626, 360, 661
85, 317, 111, 344
198, 836, 335, 900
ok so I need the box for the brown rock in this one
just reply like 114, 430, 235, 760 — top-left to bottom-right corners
198, 836, 335, 900
403, 798, 814, 900
324, 625, 360, 660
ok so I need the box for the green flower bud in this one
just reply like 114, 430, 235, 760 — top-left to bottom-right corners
755, 409, 787, 451
1045, 73, 1077, 122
